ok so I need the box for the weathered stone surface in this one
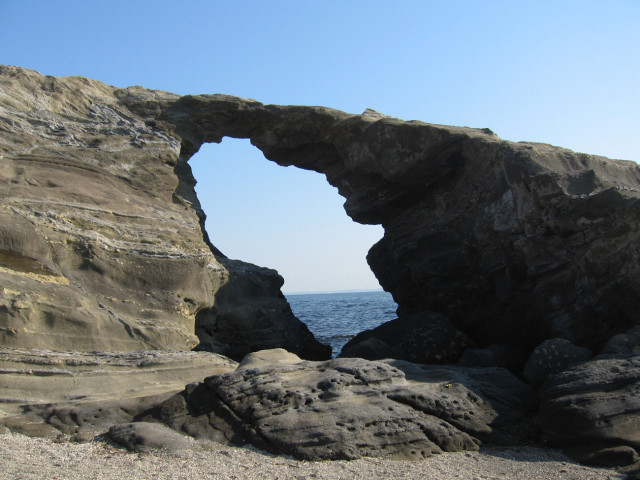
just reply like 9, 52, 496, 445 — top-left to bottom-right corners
14, 393, 173, 439
236, 347, 303, 369
3, 66, 640, 461
157, 353, 533, 460
604, 325, 640, 355
118, 75, 640, 360
0, 347, 236, 417
539, 355, 640, 464
0, 65, 329, 360
4, 64, 640, 365
340, 312, 472, 364
108, 422, 194, 454
522, 338, 593, 386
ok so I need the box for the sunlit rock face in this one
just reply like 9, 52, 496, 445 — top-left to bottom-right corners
0, 66, 329, 360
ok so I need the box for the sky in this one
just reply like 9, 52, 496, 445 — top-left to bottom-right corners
1, 0, 639, 292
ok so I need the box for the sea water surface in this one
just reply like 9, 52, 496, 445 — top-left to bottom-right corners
286, 290, 397, 357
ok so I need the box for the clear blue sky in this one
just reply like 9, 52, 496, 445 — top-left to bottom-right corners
2, 0, 639, 292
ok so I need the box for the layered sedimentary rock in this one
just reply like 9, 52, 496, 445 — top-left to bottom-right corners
0, 347, 236, 412
0, 66, 328, 360
4, 65, 640, 361
119, 80, 640, 359
539, 355, 640, 462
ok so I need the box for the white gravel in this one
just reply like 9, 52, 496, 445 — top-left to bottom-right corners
0, 432, 626, 480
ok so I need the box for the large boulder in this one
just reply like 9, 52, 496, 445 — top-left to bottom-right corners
108, 422, 194, 454
522, 338, 593, 386
156, 353, 534, 460
539, 355, 640, 466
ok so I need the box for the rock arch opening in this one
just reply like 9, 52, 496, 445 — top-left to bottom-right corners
187, 138, 397, 354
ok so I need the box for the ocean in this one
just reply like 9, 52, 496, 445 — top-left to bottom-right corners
286, 290, 398, 357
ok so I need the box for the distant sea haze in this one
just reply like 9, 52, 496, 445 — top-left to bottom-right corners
286, 291, 397, 357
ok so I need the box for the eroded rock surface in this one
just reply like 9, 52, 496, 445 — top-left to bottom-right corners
119, 76, 640, 362
340, 311, 473, 363
156, 355, 533, 460
3, 64, 640, 365
0, 347, 237, 416
0, 65, 328, 360
539, 355, 640, 454
2, 66, 640, 465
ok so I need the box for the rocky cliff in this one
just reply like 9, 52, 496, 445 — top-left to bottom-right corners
120, 79, 640, 361
3, 65, 640, 363
0, 66, 328, 360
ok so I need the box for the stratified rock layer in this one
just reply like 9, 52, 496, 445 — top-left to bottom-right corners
0, 66, 328, 360
4, 65, 640, 362
2, 66, 640, 463
120, 83, 640, 357
540, 355, 640, 450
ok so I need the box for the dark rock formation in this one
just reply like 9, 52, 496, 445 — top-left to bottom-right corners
155, 354, 533, 460
118, 75, 640, 362
539, 355, 640, 466
0, 65, 328, 361
604, 325, 640, 355
3, 66, 640, 464
340, 311, 472, 364
458, 344, 525, 372
522, 338, 593, 386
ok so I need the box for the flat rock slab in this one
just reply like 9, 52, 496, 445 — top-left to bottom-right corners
159, 356, 534, 460
0, 347, 237, 417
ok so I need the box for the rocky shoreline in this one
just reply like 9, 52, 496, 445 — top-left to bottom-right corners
1, 65, 639, 476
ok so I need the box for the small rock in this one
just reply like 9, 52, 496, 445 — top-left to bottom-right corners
108, 422, 193, 454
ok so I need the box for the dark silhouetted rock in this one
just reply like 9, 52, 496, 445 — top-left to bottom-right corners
119, 77, 640, 361
522, 338, 593, 386
157, 352, 533, 460
603, 325, 640, 355
539, 355, 640, 465
458, 344, 525, 372
564, 444, 640, 468
340, 312, 473, 364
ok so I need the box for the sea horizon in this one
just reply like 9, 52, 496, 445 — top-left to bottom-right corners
283, 288, 385, 296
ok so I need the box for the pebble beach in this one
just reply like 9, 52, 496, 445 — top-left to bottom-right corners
0, 432, 626, 480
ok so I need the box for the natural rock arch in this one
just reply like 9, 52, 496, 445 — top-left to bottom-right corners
187, 139, 384, 294
122, 90, 640, 360
3, 66, 640, 368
